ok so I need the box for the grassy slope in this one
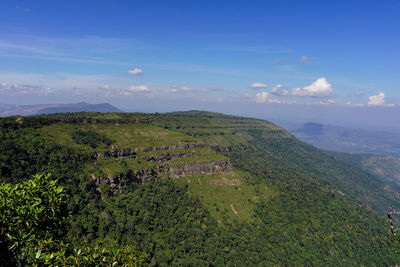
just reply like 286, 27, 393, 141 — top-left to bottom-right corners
175, 172, 275, 225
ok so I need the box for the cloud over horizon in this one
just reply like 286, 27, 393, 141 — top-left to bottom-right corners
291, 78, 333, 97
127, 68, 144, 75
271, 84, 289, 96
368, 92, 385, 106
250, 82, 267, 89
170, 85, 192, 93
254, 91, 269, 103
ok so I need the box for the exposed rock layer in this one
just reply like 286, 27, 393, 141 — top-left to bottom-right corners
92, 159, 232, 194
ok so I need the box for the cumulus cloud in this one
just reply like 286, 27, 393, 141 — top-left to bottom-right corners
300, 56, 315, 64
291, 77, 333, 97
127, 68, 144, 75
250, 82, 267, 89
368, 92, 385, 106
254, 91, 269, 103
271, 84, 289, 96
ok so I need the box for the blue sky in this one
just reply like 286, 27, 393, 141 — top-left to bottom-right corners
1, 0, 400, 128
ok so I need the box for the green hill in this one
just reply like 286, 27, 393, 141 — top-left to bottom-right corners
1, 111, 399, 265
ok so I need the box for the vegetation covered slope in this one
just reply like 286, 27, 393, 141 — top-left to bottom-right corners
330, 152, 400, 192
1, 111, 399, 265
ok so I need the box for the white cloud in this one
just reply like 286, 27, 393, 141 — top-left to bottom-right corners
250, 82, 267, 89
254, 91, 269, 103
127, 68, 144, 75
170, 85, 192, 93
271, 84, 289, 96
354, 91, 363, 97
117, 85, 149, 96
368, 92, 385, 106
291, 77, 333, 97
0, 82, 41, 95
128, 85, 148, 92
268, 99, 281, 104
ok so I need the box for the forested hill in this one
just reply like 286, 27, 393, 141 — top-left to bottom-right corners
1, 111, 400, 265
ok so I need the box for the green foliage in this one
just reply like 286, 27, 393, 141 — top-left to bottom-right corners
71, 129, 114, 148
27, 240, 146, 266
0, 173, 146, 266
0, 174, 67, 264
330, 152, 400, 191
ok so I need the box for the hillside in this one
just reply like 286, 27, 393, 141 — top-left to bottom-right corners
291, 122, 400, 157
1, 111, 399, 265
330, 152, 400, 192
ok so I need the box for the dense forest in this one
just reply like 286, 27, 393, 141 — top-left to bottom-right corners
1, 111, 400, 265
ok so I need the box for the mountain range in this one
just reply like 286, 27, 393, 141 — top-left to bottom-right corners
0, 102, 122, 117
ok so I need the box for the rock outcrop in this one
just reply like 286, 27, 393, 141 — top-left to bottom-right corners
92, 159, 232, 194
95, 143, 206, 158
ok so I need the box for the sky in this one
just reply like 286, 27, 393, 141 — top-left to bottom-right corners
0, 0, 399, 130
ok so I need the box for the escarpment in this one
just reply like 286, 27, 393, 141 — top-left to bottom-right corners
94, 143, 206, 158
91, 143, 232, 193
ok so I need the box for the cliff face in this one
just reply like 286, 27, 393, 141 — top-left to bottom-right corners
94, 143, 206, 158
91, 144, 232, 193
